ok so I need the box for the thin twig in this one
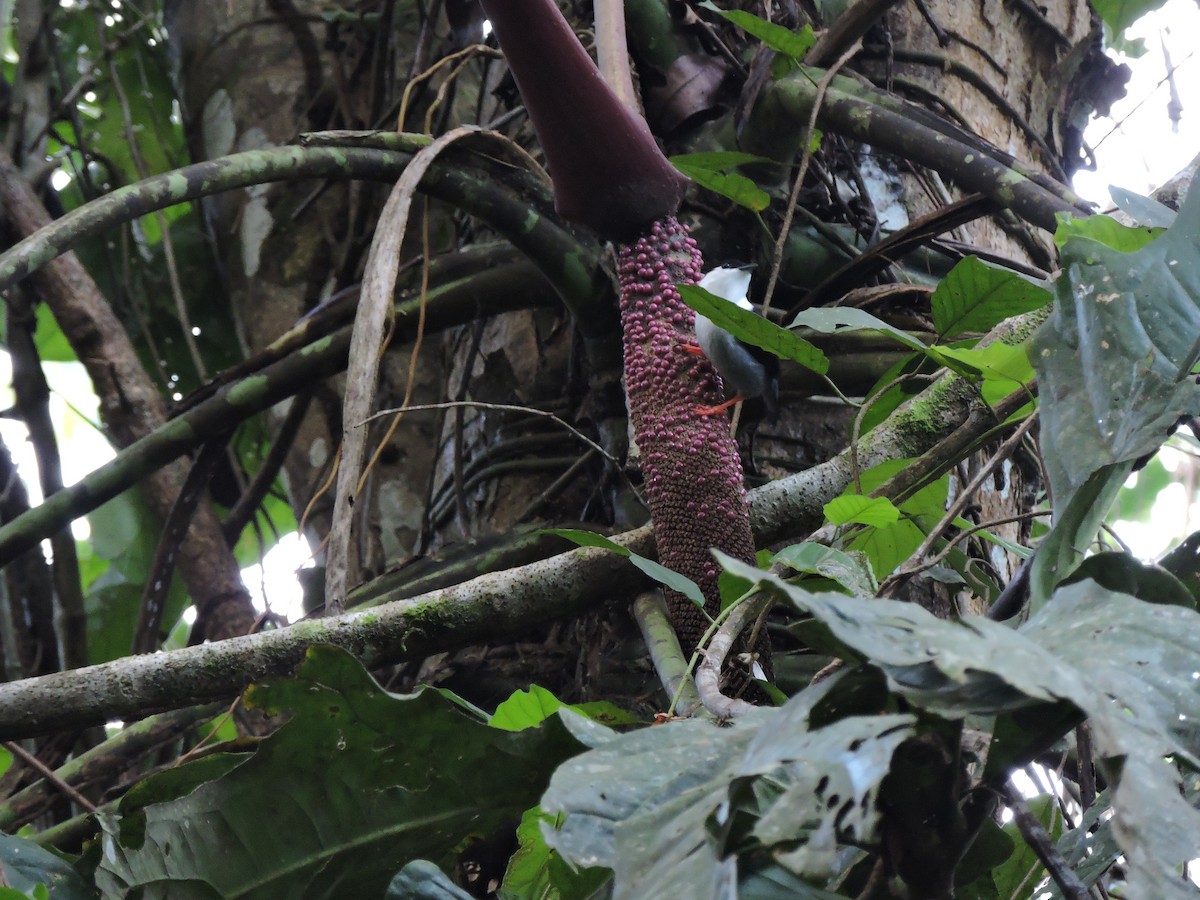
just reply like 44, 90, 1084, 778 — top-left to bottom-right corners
3, 741, 97, 814
880, 413, 1036, 596
761, 39, 863, 318
1002, 781, 1088, 900
361, 401, 621, 467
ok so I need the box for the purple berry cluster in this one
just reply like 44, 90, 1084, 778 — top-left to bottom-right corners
617, 218, 758, 655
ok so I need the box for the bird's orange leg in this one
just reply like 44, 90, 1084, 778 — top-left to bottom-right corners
694, 396, 744, 416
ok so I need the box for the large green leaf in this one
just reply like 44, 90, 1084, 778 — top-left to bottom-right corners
931, 256, 1051, 339
96, 645, 591, 899
541, 672, 914, 899
719, 556, 1200, 898
1031, 184, 1200, 510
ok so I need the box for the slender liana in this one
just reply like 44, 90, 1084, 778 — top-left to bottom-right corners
479, 0, 772, 686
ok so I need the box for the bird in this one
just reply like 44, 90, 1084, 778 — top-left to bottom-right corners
686, 265, 780, 421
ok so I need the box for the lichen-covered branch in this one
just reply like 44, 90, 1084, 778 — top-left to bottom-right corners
0, 532, 657, 740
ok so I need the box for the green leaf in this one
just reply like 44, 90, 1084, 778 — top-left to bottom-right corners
542, 672, 914, 896
933, 342, 1035, 392
954, 817, 1015, 897
33, 302, 78, 362
0, 833, 95, 900
671, 153, 771, 211
717, 557, 1200, 898
1049, 792, 1121, 897
737, 862, 848, 899
1032, 182, 1200, 511
830, 461, 949, 578
824, 494, 899, 528
1088, 0, 1168, 39
931, 256, 1052, 339
543, 529, 707, 608
1029, 463, 1131, 609
991, 794, 1063, 898
1157, 530, 1200, 604
790, 306, 928, 352
771, 543, 879, 595
679, 285, 829, 375
499, 807, 611, 900
1109, 186, 1178, 228
489, 685, 638, 731
699, 3, 816, 59
96, 645, 591, 899
1053, 211, 1163, 251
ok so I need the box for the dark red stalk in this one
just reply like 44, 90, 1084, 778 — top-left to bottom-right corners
479, 0, 688, 239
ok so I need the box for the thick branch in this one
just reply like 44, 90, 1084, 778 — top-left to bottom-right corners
0, 532, 657, 739
0, 140, 610, 331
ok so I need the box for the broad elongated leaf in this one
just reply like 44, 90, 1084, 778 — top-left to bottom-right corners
671, 152, 772, 212
699, 3, 815, 60
718, 556, 1200, 898
790, 306, 927, 352
931, 256, 1051, 339
823, 495, 898, 528
96, 645, 591, 899
544, 528, 707, 608
679, 285, 829, 374
1032, 185, 1200, 510
1053, 212, 1162, 251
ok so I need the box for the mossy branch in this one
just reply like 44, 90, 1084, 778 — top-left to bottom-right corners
0, 138, 610, 328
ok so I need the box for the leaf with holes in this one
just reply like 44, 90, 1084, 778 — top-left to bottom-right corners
1032, 185, 1200, 510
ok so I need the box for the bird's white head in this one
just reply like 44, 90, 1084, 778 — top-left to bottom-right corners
698, 266, 753, 311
